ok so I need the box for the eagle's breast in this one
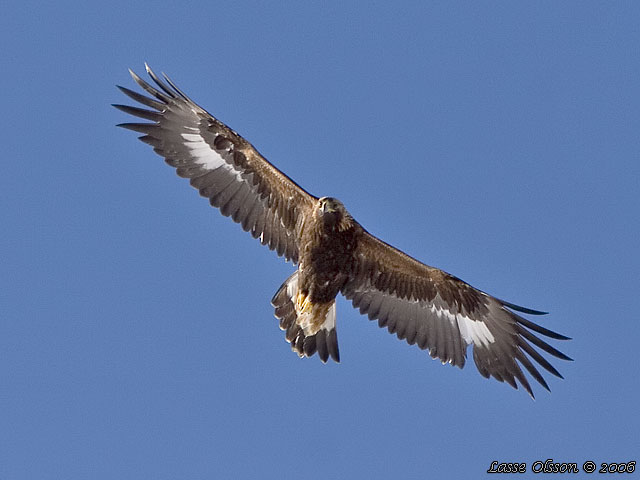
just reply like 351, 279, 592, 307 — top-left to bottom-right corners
298, 210, 360, 304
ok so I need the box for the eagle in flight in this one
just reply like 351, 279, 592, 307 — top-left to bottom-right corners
114, 65, 571, 398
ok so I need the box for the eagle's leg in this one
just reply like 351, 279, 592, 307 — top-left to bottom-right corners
271, 271, 340, 363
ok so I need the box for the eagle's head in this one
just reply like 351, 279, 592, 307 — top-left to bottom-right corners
317, 197, 352, 231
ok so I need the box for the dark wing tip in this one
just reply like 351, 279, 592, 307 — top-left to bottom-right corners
112, 104, 162, 122
115, 123, 155, 134
516, 315, 572, 342
524, 385, 536, 400
500, 299, 548, 315
128, 67, 145, 86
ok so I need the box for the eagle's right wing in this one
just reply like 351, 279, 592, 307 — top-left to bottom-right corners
114, 65, 317, 264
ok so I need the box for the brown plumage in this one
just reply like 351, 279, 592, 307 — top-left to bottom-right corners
114, 65, 572, 398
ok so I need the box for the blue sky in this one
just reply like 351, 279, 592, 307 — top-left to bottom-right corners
1, 1, 638, 478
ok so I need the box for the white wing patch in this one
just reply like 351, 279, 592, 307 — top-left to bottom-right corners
180, 133, 243, 182
428, 303, 495, 347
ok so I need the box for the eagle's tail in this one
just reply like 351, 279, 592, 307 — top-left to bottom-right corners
271, 271, 340, 363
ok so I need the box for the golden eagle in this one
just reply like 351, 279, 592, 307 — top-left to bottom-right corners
114, 65, 571, 397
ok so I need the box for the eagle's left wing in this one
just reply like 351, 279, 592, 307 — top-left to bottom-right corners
342, 231, 571, 397
114, 65, 317, 264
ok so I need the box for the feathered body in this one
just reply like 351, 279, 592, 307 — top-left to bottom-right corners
299, 197, 359, 305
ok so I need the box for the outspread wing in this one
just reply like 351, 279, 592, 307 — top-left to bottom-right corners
342, 231, 572, 398
114, 65, 316, 264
